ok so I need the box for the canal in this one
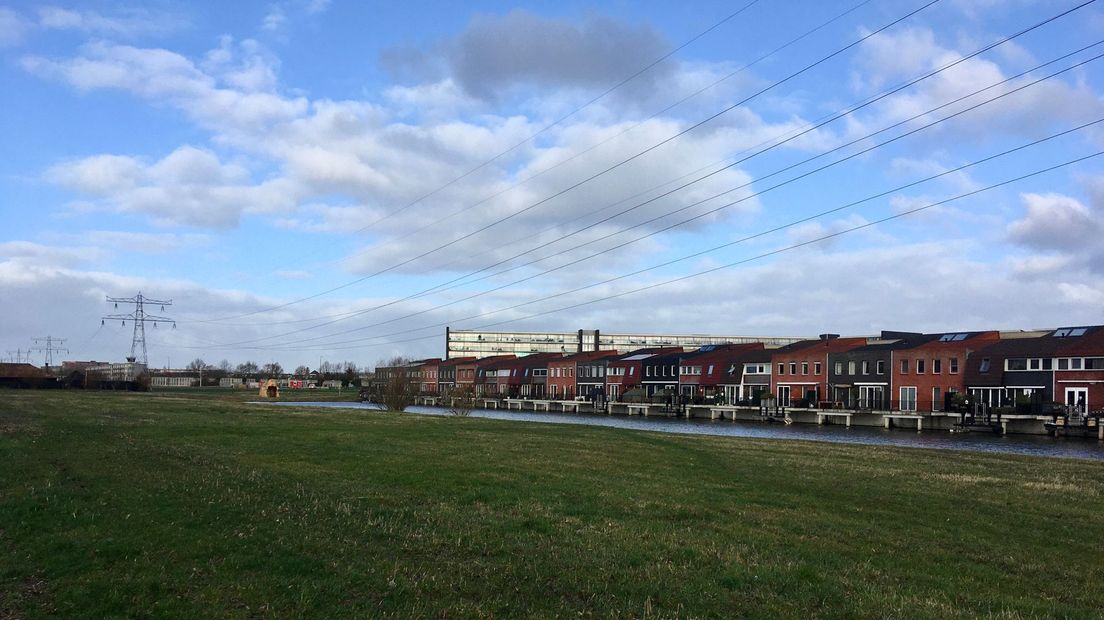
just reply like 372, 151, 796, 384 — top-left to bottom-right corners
252, 401, 1104, 461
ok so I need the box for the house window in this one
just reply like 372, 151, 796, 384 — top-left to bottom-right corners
876, 360, 885, 375
1028, 359, 1040, 371
778, 363, 785, 375
847, 361, 856, 375
916, 359, 925, 374
861, 361, 869, 375
814, 362, 822, 375
900, 386, 917, 411
1042, 359, 1052, 370
629, 367, 635, 376
1058, 358, 1069, 370
900, 359, 909, 374
1006, 359, 1028, 371
950, 357, 959, 374
834, 362, 842, 375
646, 367, 652, 377
1087, 358, 1104, 370
979, 358, 990, 373
707, 365, 714, 375
801, 362, 809, 375
932, 359, 941, 374
789, 362, 797, 375
1072, 358, 1083, 370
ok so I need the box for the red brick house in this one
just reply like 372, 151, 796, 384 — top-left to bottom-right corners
890, 331, 1000, 412
1049, 326, 1104, 414
414, 358, 441, 394
545, 350, 619, 400
771, 335, 867, 407
677, 344, 765, 401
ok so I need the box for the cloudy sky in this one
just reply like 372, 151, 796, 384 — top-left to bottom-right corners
2, 0, 1104, 369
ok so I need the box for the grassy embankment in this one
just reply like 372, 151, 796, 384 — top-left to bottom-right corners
2, 391, 1102, 617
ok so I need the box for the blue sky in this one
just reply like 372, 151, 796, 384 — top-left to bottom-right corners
2, 0, 1103, 369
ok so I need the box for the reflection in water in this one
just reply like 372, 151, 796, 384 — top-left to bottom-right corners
251, 402, 1104, 461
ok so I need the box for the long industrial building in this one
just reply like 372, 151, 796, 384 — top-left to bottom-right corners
445, 327, 806, 359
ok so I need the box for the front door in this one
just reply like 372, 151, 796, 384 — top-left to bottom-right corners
1065, 387, 1088, 415
778, 385, 791, 407
900, 386, 917, 412
608, 384, 620, 400
858, 385, 883, 409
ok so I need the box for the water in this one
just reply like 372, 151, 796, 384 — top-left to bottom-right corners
250, 401, 1104, 461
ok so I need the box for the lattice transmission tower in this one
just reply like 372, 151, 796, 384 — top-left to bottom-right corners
102, 292, 174, 365
31, 336, 68, 367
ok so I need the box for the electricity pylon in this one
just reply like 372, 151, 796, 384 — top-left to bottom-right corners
31, 337, 68, 367
103, 292, 174, 365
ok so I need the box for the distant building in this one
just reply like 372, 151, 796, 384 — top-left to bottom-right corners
446, 328, 805, 359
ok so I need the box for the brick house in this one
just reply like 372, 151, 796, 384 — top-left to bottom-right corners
890, 331, 999, 412
1051, 326, 1104, 414
677, 344, 764, 401
771, 335, 867, 407
547, 350, 619, 400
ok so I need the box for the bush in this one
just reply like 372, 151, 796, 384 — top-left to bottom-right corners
447, 387, 476, 417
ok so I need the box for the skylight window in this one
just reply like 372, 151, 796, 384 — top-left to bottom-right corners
1070, 328, 1087, 336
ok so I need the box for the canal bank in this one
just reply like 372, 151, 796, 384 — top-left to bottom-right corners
253, 401, 1104, 461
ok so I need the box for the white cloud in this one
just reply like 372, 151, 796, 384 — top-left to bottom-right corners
48, 146, 300, 228
1006, 192, 1102, 249
36, 6, 186, 37
0, 7, 28, 47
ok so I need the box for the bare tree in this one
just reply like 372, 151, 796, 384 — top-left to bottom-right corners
186, 358, 209, 371
218, 359, 232, 372
380, 360, 416, 412
447, 385, 476, 417
262, 362, 283, 377
237, 361, 259, 377
294, 365, 310, 377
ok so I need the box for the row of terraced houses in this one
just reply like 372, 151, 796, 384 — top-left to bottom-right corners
374, 326, 1104, 415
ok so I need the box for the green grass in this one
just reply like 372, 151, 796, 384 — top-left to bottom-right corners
2, 391, 1102, 618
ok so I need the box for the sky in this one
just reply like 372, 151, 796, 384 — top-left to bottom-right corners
2, 0, 1104, 370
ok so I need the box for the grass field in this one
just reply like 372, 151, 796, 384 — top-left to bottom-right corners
2, 391, 1102, 618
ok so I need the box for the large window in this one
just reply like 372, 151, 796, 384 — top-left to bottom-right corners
1006, 359, 1028, 371
900, 386, 917, 412
847, 361, 856, 375
834, 362, 843, 375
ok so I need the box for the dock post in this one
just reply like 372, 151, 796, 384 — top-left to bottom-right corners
884, 416, 890, 429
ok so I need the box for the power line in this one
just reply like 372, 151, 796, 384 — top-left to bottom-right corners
349, 0, 765, 233
161, 122, 1102, 353
295, 149, 1104, 352
193, 0, 943, 322
183, 0, 877, 328
214, 35, 1102, 349
256, 126, 1104, 352
195, 0, 769, 301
